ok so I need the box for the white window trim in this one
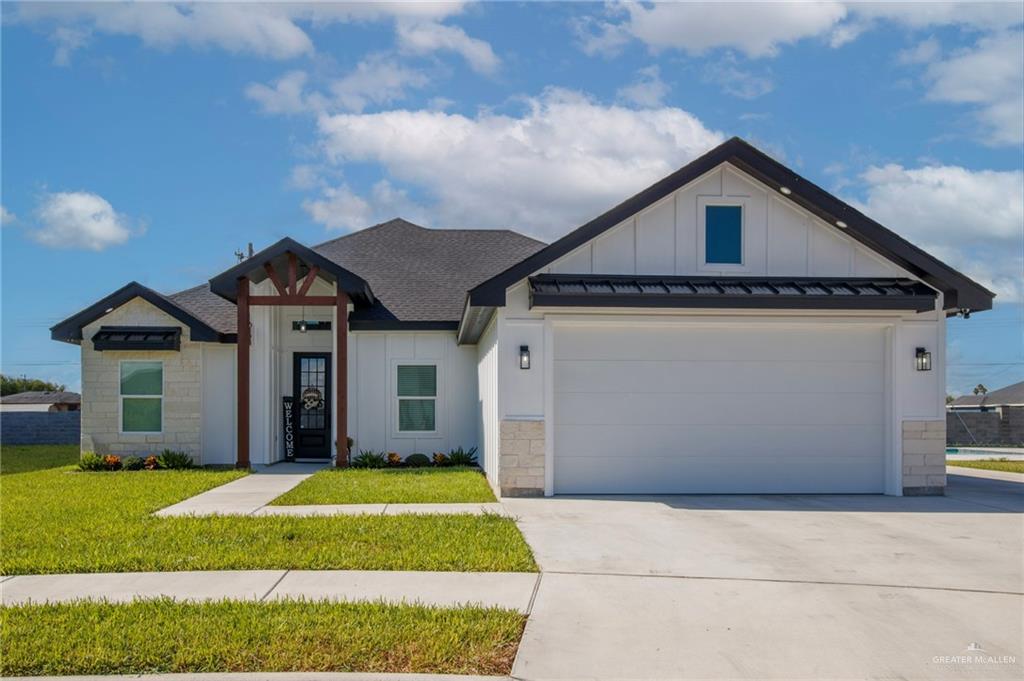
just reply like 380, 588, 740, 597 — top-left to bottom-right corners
698, 197, 749, 272
391, 359, 441, 438
118, 359, 164, 435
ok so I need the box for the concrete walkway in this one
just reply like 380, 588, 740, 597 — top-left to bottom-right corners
155, 463, 322, 516
1, 570, 539, 613
252, 503, 508, 517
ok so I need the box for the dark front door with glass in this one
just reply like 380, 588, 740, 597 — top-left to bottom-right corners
292, 353, 331, 459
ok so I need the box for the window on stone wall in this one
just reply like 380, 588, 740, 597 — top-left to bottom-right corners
397, 364, 436, 432
120, 360, 163, 433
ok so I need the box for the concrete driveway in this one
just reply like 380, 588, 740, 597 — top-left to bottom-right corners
505, 472, 1023, 680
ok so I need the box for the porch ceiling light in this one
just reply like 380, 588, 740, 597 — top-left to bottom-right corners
519, 345, 531, 370
915, 347, 932, 372
298, 319, 308, 333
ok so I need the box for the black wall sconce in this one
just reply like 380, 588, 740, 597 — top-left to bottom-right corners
519, 345, 531, 370
915, 347, 932, 372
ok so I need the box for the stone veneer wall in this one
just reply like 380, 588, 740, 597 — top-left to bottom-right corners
946, 407, 1024, 446
80, 298, 202, 460
902, 420, 946, 496
498, 419, 545, 497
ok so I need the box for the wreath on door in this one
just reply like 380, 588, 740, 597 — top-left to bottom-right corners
301, 387, 324, 410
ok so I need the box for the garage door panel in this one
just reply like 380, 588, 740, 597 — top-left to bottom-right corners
555, 391, 885, 427
552, 323, 888, 494
554, 325, 884, 363
555, 424, 884, 459
555, 360, 885, 396
554, 450, 885, 494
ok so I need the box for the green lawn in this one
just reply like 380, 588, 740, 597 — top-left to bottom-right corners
947, 459, 1024, 474
0, 446, 535, 574
271, 467, 497, 505
1, 598, 525, 676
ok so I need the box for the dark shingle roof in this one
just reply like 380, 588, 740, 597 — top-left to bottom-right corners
950, 380, 1024, 408
1, 391, 81, 405
166, 219, 545, 333
168, 284, 238, 335
313, 219, 545, 323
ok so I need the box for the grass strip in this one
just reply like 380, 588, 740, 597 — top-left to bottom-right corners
947, 459, 1024, 474
271, 466, 497, 505
1, 598, 525, 676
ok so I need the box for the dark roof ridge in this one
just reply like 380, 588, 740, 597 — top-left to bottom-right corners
311, 217, 545, 250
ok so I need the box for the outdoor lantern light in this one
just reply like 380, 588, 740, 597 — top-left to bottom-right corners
519, 345, 531, 370
915, 347, 932, 372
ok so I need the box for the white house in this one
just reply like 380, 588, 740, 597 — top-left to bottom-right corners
52, 138, 993, 496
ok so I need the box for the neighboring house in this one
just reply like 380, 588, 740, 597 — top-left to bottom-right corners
0, 391, 81, 413
948, 380, 1024, 412
947, 380, 1024, 447
51, 138, 993, 496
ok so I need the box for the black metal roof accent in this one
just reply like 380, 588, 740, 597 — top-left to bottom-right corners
468, 137, 994, 313
529, 275, 938, 312
51, 282, 225, 345
208, 237, 375, 305
91, 326, 182, 351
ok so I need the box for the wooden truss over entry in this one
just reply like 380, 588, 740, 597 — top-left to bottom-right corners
208, 238, 375, 470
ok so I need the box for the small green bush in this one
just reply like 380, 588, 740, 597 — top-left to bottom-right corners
78, 453, 105, 471
123, 456, 144, 471
156, 450, 193, 470
351, 450, 387, 469
448, 446, 479, 467
404, 453, 431, 468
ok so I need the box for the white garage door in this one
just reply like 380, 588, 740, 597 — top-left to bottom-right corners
553, 323, 887, 494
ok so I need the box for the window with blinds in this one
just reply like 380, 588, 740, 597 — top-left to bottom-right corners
397, 364, 437, 432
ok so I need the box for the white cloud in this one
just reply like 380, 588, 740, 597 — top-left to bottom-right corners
245, 70, 314, 115
247, 56, 430, 115
616, 65, 669, 107
303, 179, 426, 231
852, 163, 1024, 300
580, 1, 848, 58
849, 2, 1024, 32
313, 88, 723, 236
12, 2, 492, 67
703, 56, 774, 99
897, 36, 941, 65
288, 164, 322, 191
921, 31, 1024, 146
1, 205, 16, 225
329, 54, 431, 112
32, 191, 135, 251
396, 20, 500, 74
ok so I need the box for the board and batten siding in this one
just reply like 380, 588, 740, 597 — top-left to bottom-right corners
547, 163, 907, 279
476, 316, 500, 488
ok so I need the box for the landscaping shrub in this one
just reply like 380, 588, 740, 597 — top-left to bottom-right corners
77, 453, 105, 472
433, 452, 450, 466
156, 450, 193, 470
122, 456, 144, 471
143, 456, 160, 470
102, 455, 123, 471
448, 446, 479, 467
386, 452, 402, 467
404, 453, 431, 468
351, 450, 387, 469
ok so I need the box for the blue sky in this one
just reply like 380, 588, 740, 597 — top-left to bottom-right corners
2, 1, 1022, 395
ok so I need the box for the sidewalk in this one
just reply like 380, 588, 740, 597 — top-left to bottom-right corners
155, 463, 321, 516
1, 570, 539, 613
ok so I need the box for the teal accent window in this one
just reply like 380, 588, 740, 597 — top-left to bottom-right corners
397, 365, 437, 432
120, 361, 163, 432
705, 205, 743, 264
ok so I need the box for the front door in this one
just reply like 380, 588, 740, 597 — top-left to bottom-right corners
292, 353, 331, 459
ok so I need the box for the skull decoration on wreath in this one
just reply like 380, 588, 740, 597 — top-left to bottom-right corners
301, 386, 324, 410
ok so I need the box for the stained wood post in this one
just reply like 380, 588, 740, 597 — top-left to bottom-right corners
236, 277, 250, 469
336, 287, 349, 467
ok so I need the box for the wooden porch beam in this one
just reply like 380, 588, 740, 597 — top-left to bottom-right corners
263, 263, 288, 297
336, 288, 349, 467
236, 277, 250, 469
287, 253, 298, 296
249, 295, 336, 306
297, 265, 321, 297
